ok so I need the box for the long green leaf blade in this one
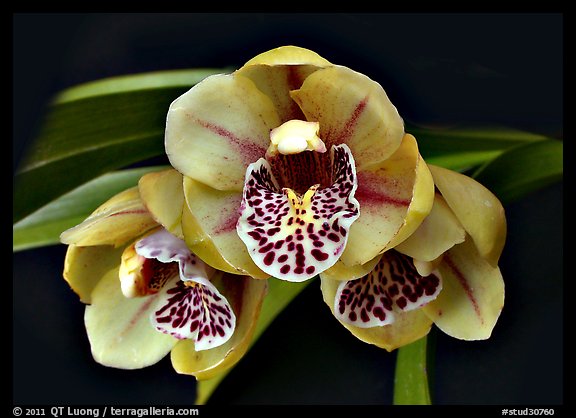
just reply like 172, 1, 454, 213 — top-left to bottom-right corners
409, 124, 549, 155
425, 150, 503, 172
195, 279, 312, 405
13, 166, 168, 252
55, 69, 226, 104
393, 336, 432, 405
472, 139, 563, 204
408, 124, 550, 172
14, 69, 225, 223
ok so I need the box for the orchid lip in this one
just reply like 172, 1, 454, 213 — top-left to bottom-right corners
334, 250, 442, 328
151, 274, 235, 351
237, 143, 360, 282
125, 228, 236, 350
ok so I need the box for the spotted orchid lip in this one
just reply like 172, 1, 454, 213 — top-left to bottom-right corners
152, 275, 236, 351
133, 228, 236, 351
334, 250, 442, 328
237, 143, 360, 282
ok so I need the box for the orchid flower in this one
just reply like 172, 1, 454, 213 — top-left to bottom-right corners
165, 45, 434, 286
164, 45, 507, 352
321, 164, 507, 349
59, 168, 267, 379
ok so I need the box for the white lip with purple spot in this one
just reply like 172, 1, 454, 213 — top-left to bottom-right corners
135, 228, 236, 350
237, 143, 360, 282
335, 250, 442, 328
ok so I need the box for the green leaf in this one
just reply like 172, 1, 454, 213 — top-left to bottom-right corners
54, 69, 229, 104
425, 150, 503, 172
393, 336, 432, 405
14, 69, 225, 224
195, 278, 312, 405
472, 139, 563, 204
13, 166, 168, 252
407, 124, 549, 172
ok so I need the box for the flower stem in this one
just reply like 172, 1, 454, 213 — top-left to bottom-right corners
393, 335, 432, 405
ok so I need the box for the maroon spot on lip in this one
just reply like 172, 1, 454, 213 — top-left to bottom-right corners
263, 252, 275, 266
311, 249, 329, 261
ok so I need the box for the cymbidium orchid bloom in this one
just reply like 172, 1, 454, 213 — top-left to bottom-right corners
59, 169, 267, 379
164, 45, 507, 351
320, 164, 507, 349
165, 45, 434, 287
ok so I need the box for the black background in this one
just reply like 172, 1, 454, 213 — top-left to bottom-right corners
13, 13, 563, 405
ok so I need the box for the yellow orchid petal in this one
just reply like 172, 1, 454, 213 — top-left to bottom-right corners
321, 276, 433, 351
236, 65, 324, 122
138, 168, 184, 239
165, 73, 281, 192
60, 187, 157, 247
182, 177, 269, 280
340, 134, 433, 266
90, 186, 140, 215
84, 267, 177, 369
320, 253, 383, 282
395, 193, 466, 262
429, 164, 506, 266
291, 65, 404, 170
241, 45, 332, 67
382, 150, 435, 252
63, 244, 124, 303
422, 237, 505, 340
170, 273, 268, 380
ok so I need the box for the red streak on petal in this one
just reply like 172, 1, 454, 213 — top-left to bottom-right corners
284, 67, 307, 120
121, 293, 160, 337
443, 254, 484, 325
109, 209, 149, 217
197, 119, 267, 165
332, 97, 368, 144
355, 171, 411, 208
213, 211, 240, 235
287, 66, 301, 90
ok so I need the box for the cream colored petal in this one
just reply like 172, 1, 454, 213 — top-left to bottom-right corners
60, 187, 157, 247
395, 194, 466, 262
422, 237, 505, 340
340, 134, 433, 266
90, 187, 140, 216
321, 277, 432, 351
320, 253, 383, 282
429, 164, 506, 266
382, 150, 435, 252
165, 73, 281, 192
138, 168, 184, 239
291, 65, 404, 170
240, 45, 332, 67
84, 267, 177, 369
63, 244, 124, 304
236, 65, 322, 122
182, 177, 269, 280
170, 273, 268, 380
